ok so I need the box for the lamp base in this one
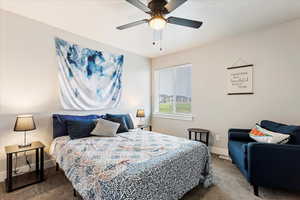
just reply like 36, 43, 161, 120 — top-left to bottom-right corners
18, 143, 32, 148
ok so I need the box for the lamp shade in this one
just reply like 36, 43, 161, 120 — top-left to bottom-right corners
136, 109, 145, 118
14, 115, 36, 132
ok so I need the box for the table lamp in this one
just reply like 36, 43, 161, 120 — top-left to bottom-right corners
14, 115, 36, 148
136, 109, 145, 125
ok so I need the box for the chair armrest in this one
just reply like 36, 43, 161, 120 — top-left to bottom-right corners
228, 128, 252, 142
247, 143, 300, 189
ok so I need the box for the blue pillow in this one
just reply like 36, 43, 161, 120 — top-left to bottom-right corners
261, 120, 300, 144
53, 114, 103, 138
66, 119, 97, 139
106, 116, 129, 133
260, 120, 286, 132
106, 114, 134, 129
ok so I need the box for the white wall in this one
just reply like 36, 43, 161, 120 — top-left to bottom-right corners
0, 10, 151, 174
151, 19, 300, 153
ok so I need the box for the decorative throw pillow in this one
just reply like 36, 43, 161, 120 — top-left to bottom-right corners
106, 116, 129, 133
250, 124, 290, 144
90, 119, 120, 137
106, 114, 134, 129
52, 114, 103, 138
66, 119, 96, 139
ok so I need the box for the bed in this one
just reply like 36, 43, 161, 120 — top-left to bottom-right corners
50, 115, 213, 200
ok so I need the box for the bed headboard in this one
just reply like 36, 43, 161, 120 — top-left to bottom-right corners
52, 114, 104, 138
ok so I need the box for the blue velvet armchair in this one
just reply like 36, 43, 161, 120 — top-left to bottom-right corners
228, 120, 300, 196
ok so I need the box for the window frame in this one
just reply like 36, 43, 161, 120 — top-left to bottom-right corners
153, 63, 193, 121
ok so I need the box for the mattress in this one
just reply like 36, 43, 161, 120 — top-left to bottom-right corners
50, 130, 213, 200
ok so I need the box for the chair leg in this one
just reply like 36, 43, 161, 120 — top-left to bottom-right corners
253, 185, 259, 196
56, 163, 59, 171
228, 154, 234, 164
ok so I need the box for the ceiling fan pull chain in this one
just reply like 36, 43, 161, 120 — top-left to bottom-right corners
153, 30, 157, 45
160, 30, 163, 51
153, 30, 161, 42
152, 29, 163, 51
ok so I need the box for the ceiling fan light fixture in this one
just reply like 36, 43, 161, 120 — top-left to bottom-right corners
149, 16, 167, 30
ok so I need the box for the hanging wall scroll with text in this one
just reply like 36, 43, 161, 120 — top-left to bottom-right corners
227, 64, 253, 95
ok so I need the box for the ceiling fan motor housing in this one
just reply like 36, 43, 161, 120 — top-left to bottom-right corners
148, 0, 169, 16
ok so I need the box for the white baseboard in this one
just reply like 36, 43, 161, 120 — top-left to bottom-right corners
0, 159, 55, 182
210, 146, 228, 156
218, 155, 232, 161
210, 146, 232, 161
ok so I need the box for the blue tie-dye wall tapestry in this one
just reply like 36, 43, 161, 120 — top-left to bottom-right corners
55, 38, 124, 110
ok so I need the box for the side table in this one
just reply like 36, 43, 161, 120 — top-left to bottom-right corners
5, 141, 45, 192
187, 128, 210, 146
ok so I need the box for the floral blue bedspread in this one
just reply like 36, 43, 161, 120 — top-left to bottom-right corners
50, 130, 213, 200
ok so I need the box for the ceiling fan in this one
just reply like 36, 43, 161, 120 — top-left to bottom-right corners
116, 0, 203, 31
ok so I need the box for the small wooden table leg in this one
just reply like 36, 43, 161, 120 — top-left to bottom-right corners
40, 148, 44, 181
6, 153, 13, 192
36, 148, 39, 176
189, 131, 191, 140
206, 132, 209, 146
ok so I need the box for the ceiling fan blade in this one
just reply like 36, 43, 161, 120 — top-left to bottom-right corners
126, 0, 151, 13
165, 0, 187, 13
116, 19, 149, 30
167, 17, 203, 29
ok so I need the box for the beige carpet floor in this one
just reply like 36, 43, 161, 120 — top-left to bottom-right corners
1, 156, 299, 200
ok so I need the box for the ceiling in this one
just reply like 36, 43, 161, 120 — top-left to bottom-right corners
1, 0, 300, 58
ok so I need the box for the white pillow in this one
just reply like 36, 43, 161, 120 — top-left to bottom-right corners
91, 119, 120, 137
250, 124, 290, 144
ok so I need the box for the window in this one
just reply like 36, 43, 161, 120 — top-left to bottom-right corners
154, 64, 192, 119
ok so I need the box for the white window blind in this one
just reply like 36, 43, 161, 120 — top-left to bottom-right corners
154, 64, 192, 117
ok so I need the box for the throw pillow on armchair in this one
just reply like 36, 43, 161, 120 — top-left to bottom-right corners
250, 124, 290, 144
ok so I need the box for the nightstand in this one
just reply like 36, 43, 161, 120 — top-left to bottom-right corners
137, 124, 152, 131
187, 128, 210, 146
5, 141, 45, 192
